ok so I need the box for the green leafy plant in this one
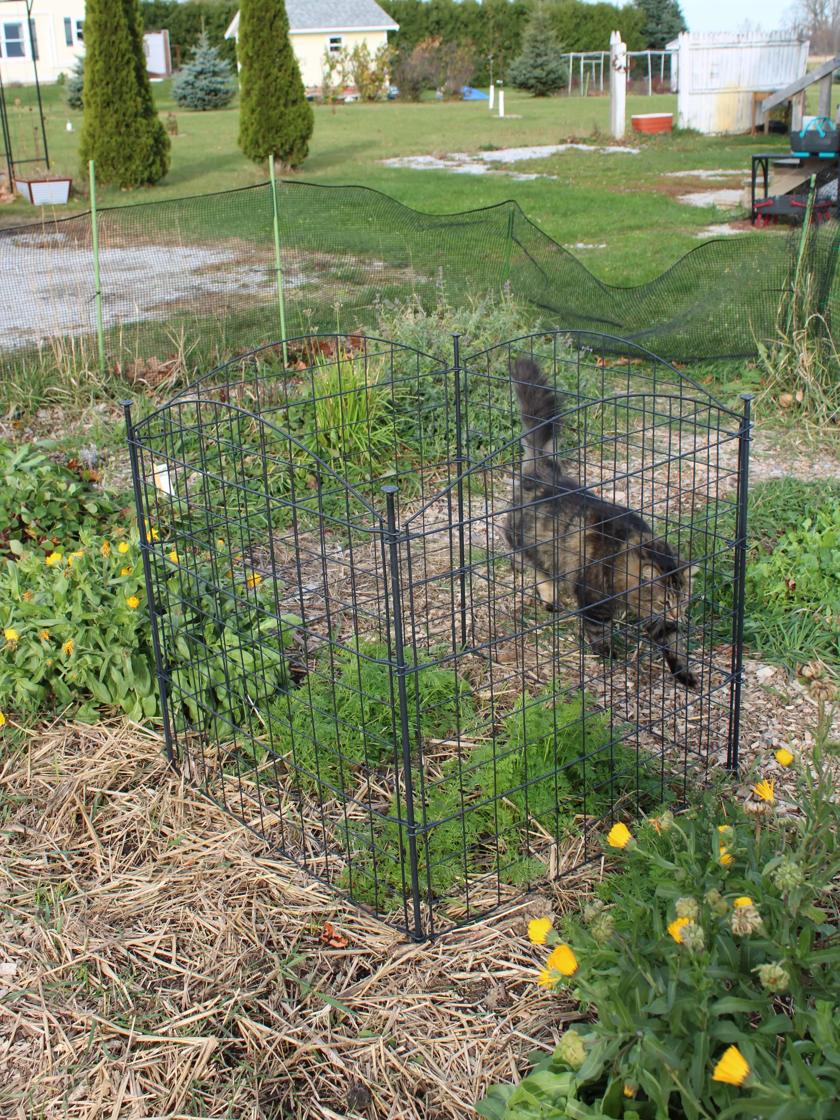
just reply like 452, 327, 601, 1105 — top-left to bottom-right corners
66, 55, 85, 110
479, 723, 840, 1119
0, 442, 120, 559
172, 31, 236, 110
508, 4, 569, 96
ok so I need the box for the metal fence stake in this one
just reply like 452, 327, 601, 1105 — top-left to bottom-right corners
89, 160, 106, 376
269, 153, 289, 367
727, 392, 753, 773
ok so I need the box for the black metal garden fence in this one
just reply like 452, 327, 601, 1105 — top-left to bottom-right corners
126, 330, 751, 939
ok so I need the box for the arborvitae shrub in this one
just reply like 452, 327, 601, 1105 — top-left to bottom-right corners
508, 4, 568, 96
172, 31, 236, 110
66, 56, 84, 110
237, 0, 314, 167
80, 0, 170, 187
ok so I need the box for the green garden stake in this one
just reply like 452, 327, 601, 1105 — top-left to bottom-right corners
269, 153, 289, 368
89, 159, 106, 376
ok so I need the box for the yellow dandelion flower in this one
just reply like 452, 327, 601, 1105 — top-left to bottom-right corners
753, 779, 775, 803
719, 848, 734, 867
38, 629, 50, 641
712, 1045, 750, 1087
537, 968, 555, 989
668, 916, 690, 943
623, 1085, 637, 1099
121, 566, 132, 577
168, 550, 179, 564
126, 596, 141, 610
774, 747, 794, 767
606, 821, 633, 849
733, 896, 753, 908
528, 917, 553, 945
246, 573, 263, 589
546, 943, 578, 977
117, 541, 130, 554
101, 541, 111, 557
45, 551, 62, 567
4, 627, 20, 644
62, 638, 74, 656
0, 710, 5, 728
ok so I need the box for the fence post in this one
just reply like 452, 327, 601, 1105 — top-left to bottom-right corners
382, 485, 425, 940
451, 334, 468, 648
726, 393, 753, 773
124, 400, 176, 767
268, 153, 289, 368
609, 32, 626, 139
497, 81, 505, 118
89, 160, 106, 376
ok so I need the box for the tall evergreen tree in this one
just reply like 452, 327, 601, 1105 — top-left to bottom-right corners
80, 0, 170, 187
634, 0, 687, 50
173, 31, 236, 109
508, 4, 568, 96
237, 0, 314, 167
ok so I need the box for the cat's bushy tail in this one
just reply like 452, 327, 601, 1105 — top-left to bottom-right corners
512, 357, 567, 478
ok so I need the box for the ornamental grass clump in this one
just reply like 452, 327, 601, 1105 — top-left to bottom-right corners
478, 720, 840, 1120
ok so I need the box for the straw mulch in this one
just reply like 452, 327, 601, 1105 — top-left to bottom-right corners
0, 721, 591, 1120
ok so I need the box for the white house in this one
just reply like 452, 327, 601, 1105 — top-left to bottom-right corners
0, 1, 171, 84
225, 0, 399, 90
0, 0, 85, 84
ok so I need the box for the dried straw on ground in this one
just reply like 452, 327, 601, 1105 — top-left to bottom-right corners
0, 721, 589, 1120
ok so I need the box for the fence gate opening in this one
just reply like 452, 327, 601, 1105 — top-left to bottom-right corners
127, 331, 750, 939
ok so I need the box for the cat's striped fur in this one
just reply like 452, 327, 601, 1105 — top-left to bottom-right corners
504, 357, 696, 687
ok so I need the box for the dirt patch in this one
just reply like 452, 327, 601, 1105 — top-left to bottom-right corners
381, 143, 639, 179
678, 188, 744, 210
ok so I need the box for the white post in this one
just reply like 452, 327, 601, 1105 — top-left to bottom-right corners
498, 81, 505, 118
677, 32, 690, 128
609, 31, 627, 140
647, 50, 652, 96
600, 52, 605, 93
489, 81, 494, 110
580, 54, 583, 96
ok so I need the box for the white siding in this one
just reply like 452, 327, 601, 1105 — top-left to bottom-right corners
676, 32, 810, 134
0, 0, 85, 84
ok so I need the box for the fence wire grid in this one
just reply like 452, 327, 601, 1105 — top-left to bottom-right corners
127, 330, 749, 938
2, 180, 839, 378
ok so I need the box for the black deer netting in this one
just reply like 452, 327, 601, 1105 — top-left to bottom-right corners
2, 180, 840, 378
127, 330, 750, 938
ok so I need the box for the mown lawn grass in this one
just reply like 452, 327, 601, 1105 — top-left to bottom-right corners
3, 81, 800, 284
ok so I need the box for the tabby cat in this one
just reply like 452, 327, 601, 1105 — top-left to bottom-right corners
504, 357, 697, 687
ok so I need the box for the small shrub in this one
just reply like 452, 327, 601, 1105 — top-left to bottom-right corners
479, 725, 840, 1119
172, 31, 236, 110
0, 442, 120, 558
66, 56, 84, 110
345, 42, 392, 101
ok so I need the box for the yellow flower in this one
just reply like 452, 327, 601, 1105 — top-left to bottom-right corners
126, 596, 141, 610
668, 916, 690, 943
246, 573, 263, 589
712, 1045, 750, 1087
0, 710, 6, 728
117, 541, 130, 554
546, 943, 578, 977
67, 550, 85, 567
719, 848, 734, 867
45, 551, 62, 567
717, 824, 733, 838
21, 590, 33, 601
101, 541, 111, 557
4, 627, 20, 644
62, 638, 74, 656
733, 896, 753, 908
537, 967, 555, 989
623, 1085, 637, 1099
774, 747, 794, 767
121, 566, 132, 577
38, 629, 50, 641
528, 917, 553, 945
168, 550, 179, 564
606, 821, 633, 849
753, 779, 775, 803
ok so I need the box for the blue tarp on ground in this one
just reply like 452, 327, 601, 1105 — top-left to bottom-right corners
462, 86, 489, 101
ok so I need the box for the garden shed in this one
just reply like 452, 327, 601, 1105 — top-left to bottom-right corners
668, 31, 810, 134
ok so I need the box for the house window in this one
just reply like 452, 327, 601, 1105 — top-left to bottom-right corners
2, 22, 25, 58
329, 36, 342, 53
76, 21, 84, 42
64, 18, 73, 46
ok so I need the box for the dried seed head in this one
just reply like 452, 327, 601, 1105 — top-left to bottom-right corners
756, 962, 790, 993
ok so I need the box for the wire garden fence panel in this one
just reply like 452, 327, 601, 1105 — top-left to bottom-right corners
2, 180, 840, 379
126, 331, 750, 939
